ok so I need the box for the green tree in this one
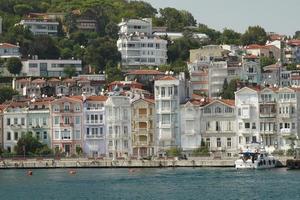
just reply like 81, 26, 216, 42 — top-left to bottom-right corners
294, 31, 300, 39
105, 22, 119, 39
84, 37, 121, 72
13, 4, 33, 16
0, 87, 18, 103
192, 140, 210, 156
166, 147, 182, 157
219, 28, 241, 45
28, 35, 60, 59
220, 79, 238, 99
15, 132, 44, 155
105, 61, 123, 83
63, 66, 77, 78
241, 26, 267, 45
5, 57, 22, 75
286, 63, 297, 71
260, 56, 276, 70
196, 23, 222, 44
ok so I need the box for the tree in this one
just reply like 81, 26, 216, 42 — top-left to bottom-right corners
28, 35, 60, 59
286, 63, 297, 71
260, 56, 276, 70
15, 132, 45, 155
294, 31, 300, 39
196, 23, 222, 44
84, 37, 121, 73
63, 66, 77, 78
105, 61, 123, 84
5, 57, 22, 75
105, 22, 119, 39
166, 147, 182, 157
241, 26, 267, 45
13, 4, 33, 16
0, 87, 18, 103
219, 28, 241, 45
192, 140, 210, 156
220, 79, 238, 99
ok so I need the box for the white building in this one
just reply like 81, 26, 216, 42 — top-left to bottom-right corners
0, 43, 21, 59
235, 87, 261, 150
83, 96, 107, 157
154, 74, 192, 156
200, 99, 237, 157
208, 61, 228, 98
117, 18, 167, 69
21, 59, 82, 77
105, 95, 131, 159
20, 19, 59, 36
180, 100, 202, 154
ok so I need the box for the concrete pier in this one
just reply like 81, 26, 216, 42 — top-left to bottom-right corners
0, 156, 292, 169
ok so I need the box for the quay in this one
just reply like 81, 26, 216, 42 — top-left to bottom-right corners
0, 157, 291, 169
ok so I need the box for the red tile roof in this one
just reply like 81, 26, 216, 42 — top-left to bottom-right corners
127, 69, 164, 75
158, 76, 177, 81
86, 96, 108, 101
16, 78, 30, 83
287, 39, 300, 46
219, 99, 235, 106
48, 78, 61, 82
0, 43, 19, 49
32, 78, 46, 84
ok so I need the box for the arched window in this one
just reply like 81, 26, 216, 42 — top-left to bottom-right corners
215, 107, 222, 113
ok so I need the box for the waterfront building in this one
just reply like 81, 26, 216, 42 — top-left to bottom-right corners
200, 99, 237, 157
105, 95, 131, 159
241, 56, 261, 85
117, 18, 167, 70
21, 59, 82, 77
19, 18, 59, 36
131, 98, 155, 158
2, 101, 28, 152
208, 61, 228, 98
27, 98, 52, 147
0, 43, 21, 59
83, 96, 107, 157
235, 87, 261, 150
188, 60, 210, 96
50, 97, 83, 156
180, 99, 202, 155
154, 73, 192, 156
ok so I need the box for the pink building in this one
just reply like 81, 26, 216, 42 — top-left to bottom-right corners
50, 96, 83, 156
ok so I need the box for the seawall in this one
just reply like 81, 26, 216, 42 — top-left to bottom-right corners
0, 156, 291, 169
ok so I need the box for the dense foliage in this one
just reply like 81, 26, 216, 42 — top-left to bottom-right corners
220, 79, 239, 100
0, 87, 18, 103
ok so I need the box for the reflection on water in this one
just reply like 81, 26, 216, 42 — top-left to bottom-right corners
0, 168, 299, 200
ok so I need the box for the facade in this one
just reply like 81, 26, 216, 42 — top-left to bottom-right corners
83, 96, 107, 157
208, 61, 228, 98
241, 56, 261, 85
180, 100, 202, 154
131, 98, 155, 158
188, 61, 210, 96
0, 43, 21, 59
189, 45, 229, 63
105, 95, 131, 159
50, 97, 83, 156
20, 19, 59, 36
21, 59, 82, 77
245, 44, 281, 61
117, 18, 167, 69
284, 40, 300, 64
201, 100, 237, 157
154, 74, 192, 155
76, 19, 97, 32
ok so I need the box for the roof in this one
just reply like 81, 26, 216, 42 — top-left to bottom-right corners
243, 54, 258, 59
0, 43, 19, 49
245, 44, 278, 50
108, 81, 143, 86
219, 99, 235, 106
127, 69, 164, 75
287, 39, 300, 46
86, 96, 108, 101
31, 78, 46, 84
132, 97, 155, 104
16, 78, 30, 83
158, 76, 177, 81
48, 78, 61, 82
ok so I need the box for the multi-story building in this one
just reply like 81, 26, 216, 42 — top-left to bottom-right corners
180, 99, 202, 154
241, 56, 261, 85
105, 95, 131, 159
83, 96, 107, 157
50, 97, 83, 156
245, 44, 281, 61
235, 87, 261, 150
200, 99, 237, 157
208, 61, 228, 98
27, 99, 52, 147
154, 74, 192, 156
0, 43, 21, 59
131, 98, 155, 158
2, 101, 28, 152
284, 40, 300, 64
21, 59, 82, 77
188, 60, 209, 96
189, 45, 229, 63
117, 18, 167, 70
20, 19, 59, 36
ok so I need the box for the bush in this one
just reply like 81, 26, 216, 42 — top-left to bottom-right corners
272, 150, 285, 156
166, 147, 182, 157
287, 149, 296, 156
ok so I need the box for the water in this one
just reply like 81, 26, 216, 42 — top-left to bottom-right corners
0, 168, 299, 200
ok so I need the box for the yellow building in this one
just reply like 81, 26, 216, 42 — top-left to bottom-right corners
131, 98, 155, 158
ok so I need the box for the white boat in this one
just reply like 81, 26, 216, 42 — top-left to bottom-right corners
235, 144, 277, 169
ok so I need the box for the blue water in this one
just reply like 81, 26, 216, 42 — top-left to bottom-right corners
0, 168, 299, 200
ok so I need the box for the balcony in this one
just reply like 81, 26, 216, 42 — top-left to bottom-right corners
85, 120, 104, 125
280, 128, 292, 136
60, 123, 74, 127
60, 109, 74, 113
278, 113, 291, 119
9, 124, 23, 129
86, 134, 104, 139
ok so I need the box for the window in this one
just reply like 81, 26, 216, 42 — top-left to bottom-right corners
64, 117, 70, 124
109, 127, 113, 135
7, 132, 11, 140
99, 127, 103, 136
246, 137, 250, 143
168, 87, 173, 96
36, 132, 40, 140
216, 121, 220, 131
227, 138, 232, 147
124, 126, 128, 136
21, 118, 25, 125
54, 131, 59, 140
215, 107, 222, 113
204, 107, 211, 114
206, 138, 210, 148
238, 108, 241, 116
64, 103, 70, 111
43, 132, 47, 140
75, 130, 81, 139
161, 87, 165, 97
162, 114, 170, 124
14, 118, 18, 125
54, 116, 59, 125
14, 132, 18, 141
75, 104, 80, 112
162, 101, 170, 111
54, 105, 60, 112
225, 107, 233, 113
124, 140, 128, 149
61, 130, 71, 139
292, 123, 296, 129
245, 123, 250, 129
43, 118, 47, 126
252, 123, 256, 129
252, 136, 257, 143
217, 138, 221, 147
174, 86, 178, 96
100, 115, 103, 123
7, 118, 10, 125
75, 116, 80, 124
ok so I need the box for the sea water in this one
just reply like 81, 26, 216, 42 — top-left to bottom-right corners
0, 168, 299, 200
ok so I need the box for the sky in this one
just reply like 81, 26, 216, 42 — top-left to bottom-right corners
143, 0, 299, 36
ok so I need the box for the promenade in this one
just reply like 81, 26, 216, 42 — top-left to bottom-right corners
0, 157, 291, 169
